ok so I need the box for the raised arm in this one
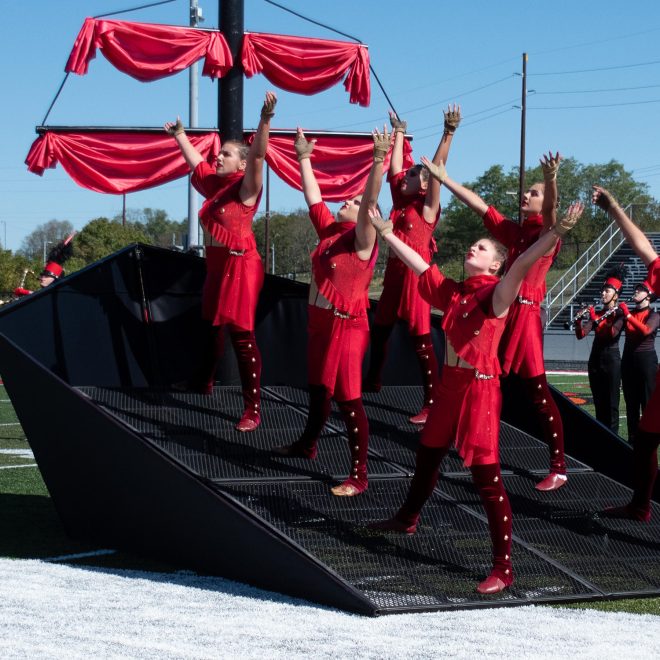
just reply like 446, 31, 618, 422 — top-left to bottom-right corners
540, 151, 561, 231
492, 203, 583, 317
164, 117, 204, 171
388, 111, 406, 177
294, 128, 322, 207
354, 128, 388, 256
592, 186, 658, 267
369, 209, 430, 276
241, 91, 277, 205
423, 104, 461, 222
420, 157, 489, 217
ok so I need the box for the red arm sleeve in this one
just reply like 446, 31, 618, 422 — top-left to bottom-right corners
418, 264, 454, 311
191, 161, 221, 199
308, 202, 336, 237
482, 205, 521, 248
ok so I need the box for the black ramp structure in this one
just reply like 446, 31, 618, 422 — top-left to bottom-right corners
1, 244, 659, 615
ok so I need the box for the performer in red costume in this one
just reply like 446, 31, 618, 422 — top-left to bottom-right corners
420, 151, 570, 491
368, 168, 582, 594
274, 127, 384, 497
164, 91, 276, 432
593, 185, 660, 521
574, 267, 626, 433
365, 106, 461, 425
620, 281, 659, 443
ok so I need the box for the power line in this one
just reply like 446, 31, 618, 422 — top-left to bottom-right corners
529, 98, 660, 110
530, 58, 660, 77
534, 83, 660, 95
529, 25, 660, 57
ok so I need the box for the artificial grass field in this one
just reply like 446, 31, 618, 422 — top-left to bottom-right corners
1, 378, 658, 616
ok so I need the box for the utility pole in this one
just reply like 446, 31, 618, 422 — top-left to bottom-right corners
218, 0, 244, 140
517, 53, 528, 224
188, 0, 203, 250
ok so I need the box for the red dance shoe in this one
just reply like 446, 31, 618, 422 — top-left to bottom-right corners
235, 411, 260, 432
535, 473, 567, 492
409, 407, 429, 425
476, 572, 513, 595
601, 504, 651, 522
368, 516, 417, 535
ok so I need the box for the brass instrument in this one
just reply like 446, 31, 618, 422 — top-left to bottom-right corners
0, 269, 35, 305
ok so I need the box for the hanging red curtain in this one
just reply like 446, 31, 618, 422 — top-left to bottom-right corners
264, 134, 412, 200
241, 32, 371, 106
26, 131, 221, 194
26, 131, 412, 198
65, 18, 233, 81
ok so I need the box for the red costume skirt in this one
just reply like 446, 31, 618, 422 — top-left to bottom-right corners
499, 299, 545, 378
374, 256, 431, 335
202, 246, 264, 330
639, 366, 660, 434
420, 365, 502, 466
307, 306, 369, 401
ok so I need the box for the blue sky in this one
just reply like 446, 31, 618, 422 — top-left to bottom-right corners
3, 0, 660, 251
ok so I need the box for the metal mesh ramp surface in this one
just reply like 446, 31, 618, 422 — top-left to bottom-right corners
77, 384, 660, 611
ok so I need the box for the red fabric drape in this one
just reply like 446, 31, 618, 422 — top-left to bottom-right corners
26, 131, 221, 194
26, 131, 413, 198
65, 18, 233, 81
264, 135, 413, 201
241, 32, 371, 106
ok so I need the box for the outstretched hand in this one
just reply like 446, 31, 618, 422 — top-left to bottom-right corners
389, 110, 407, 134
372, 126, 391, 163
540, 151, 562, 181
591, 185, 619, 211
443, 104, 461, 134
555, 201, 584, 236
294, 127, 315, 161
368, 207, 393, 237
164, 117, 185, 136
261, 90, 277, 120
420, 156, 447, 183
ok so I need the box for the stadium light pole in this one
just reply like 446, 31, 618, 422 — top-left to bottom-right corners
188, 0, 203, 250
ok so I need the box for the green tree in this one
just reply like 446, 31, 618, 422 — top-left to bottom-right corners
72, 217, 149, 265
116, 208, 187, 248
253, 209, 318, 276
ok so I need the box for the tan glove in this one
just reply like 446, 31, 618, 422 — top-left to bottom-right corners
443, 104, 461, 134
591, 185, 619, 212
540, 151, 562, 182
294, 130, 315, 161
421, 156, 447, 183
555, 201, 584, 236
389, 111, 407, 135
261, 91, 277, 120
369, 209, 393, 237
165, 118, 185, 136
372, 127, 391, 163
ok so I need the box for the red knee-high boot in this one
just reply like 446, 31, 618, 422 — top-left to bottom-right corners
522, 374, 567, 491
370, 444, 448, 532
274, 384, 331, 459
331, 398, 370, 496
364, 324, 394, 393
229, 330, 262, 432
604, 430, 659, 522
409, 334, 439, 425
470, 463, 514, 594
174, 323, 223, 394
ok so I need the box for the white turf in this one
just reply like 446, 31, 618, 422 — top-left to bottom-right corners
0, 559, 658, 659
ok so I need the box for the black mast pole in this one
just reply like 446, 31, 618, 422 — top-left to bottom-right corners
219, 0, 244, 141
